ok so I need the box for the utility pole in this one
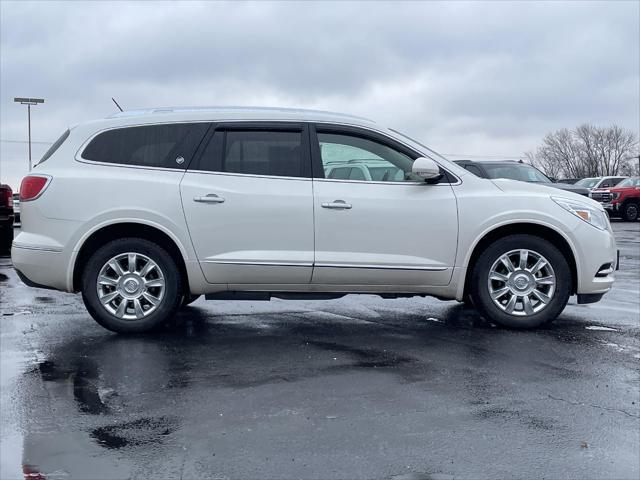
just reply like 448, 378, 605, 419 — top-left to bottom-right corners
13, 97, 45, 171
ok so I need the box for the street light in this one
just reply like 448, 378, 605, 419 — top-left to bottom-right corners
13, 97, 45, 172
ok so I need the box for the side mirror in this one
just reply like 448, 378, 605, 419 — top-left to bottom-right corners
412, 157, 442, 181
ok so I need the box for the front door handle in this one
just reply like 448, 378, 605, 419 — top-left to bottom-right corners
194, 194, 225, 204
321, 200, 352, 210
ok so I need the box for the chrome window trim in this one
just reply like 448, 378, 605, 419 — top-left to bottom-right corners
185, 169, 312, 182
73, 118, 460, 185
313, 177, 443, 187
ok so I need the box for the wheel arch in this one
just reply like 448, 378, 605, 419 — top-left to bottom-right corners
462, 222, 578, 299
71, 222, 190, 293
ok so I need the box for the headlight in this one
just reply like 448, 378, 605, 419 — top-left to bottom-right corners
611, 192, 620, 200
552, 196, 609, 230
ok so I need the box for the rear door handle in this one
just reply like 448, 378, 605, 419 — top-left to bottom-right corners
321, 200, 352, 210
194, 194, 225, 204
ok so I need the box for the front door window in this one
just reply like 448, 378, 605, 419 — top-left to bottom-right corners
318, 133, 417, 182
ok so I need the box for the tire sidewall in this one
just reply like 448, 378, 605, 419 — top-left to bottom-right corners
81, 238, 182, 333
471, 235, 571, 329
623, 202, 638, 221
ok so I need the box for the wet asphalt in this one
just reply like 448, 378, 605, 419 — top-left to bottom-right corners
0, 221, 638, 480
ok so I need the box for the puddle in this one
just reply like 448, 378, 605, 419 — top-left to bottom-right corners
90, 416, 177, 450
34, 297, 54, 304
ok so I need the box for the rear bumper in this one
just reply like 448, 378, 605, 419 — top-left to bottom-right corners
11, 245, 69, 291
15, 268, 56, 290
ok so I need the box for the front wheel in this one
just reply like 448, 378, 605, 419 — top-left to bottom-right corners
81, 238, 183, 333
622, 202, 639, 221
470, 235, 571, 329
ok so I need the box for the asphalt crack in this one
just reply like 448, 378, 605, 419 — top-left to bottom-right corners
547, 394, 639, 418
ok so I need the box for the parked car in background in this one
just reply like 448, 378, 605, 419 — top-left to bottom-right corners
576, 176, 627, 192
0, 184, 15, 250
453, 160, 590, 196
591, 177, 640, 221
325, 158, 405, 181
556, 178, 581, 184
12, 107, 617, 333
12, 193, 20, 224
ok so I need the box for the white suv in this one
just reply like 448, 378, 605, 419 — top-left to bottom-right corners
12, 107, 617, 333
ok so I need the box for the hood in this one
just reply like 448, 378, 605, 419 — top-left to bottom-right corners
541, 181, 590, 195
608, 184, 639, 193
490, 178, 603, 208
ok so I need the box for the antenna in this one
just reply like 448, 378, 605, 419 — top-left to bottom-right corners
111, 97, 123, 112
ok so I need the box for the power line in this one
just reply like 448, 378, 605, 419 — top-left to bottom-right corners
1, 139, 52, 145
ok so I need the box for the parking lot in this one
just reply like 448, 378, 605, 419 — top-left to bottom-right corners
0, 221, 638, 479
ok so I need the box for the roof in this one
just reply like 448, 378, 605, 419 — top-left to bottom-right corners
105, 105, 375, 125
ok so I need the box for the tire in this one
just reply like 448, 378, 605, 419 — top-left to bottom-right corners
621, 201, 639, 222
181, 294, 201, 307
1, 226, 13, 252
81, 238, 182, 333
470, 234, 571, 329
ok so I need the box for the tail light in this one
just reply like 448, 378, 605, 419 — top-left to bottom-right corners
20, 175, 51, 201
2, 186, 12, 207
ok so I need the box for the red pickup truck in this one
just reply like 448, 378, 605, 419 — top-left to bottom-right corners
594, 177, 640, 221
0, 183, 15, 250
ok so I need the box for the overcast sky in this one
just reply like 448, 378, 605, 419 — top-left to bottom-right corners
1, 0, 638, 189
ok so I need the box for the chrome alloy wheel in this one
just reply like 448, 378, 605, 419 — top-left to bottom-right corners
96, 253, 165, 320
487, 249, 556, 316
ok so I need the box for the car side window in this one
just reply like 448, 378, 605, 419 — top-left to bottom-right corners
317, 132, 414, 182
82, 123, 208, 169
194, 129, 305, 178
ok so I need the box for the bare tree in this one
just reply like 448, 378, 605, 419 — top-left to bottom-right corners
527, 124, 638, 179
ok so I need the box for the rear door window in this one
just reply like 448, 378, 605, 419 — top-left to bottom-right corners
82, 123, 209, 169
192, 127, 309, 178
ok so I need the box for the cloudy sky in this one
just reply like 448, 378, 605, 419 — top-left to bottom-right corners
1, 0, 638, 189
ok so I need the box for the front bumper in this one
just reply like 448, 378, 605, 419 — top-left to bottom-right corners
571, 221, 617, 297
602, 202, 622, 215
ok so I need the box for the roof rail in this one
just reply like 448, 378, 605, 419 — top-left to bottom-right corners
108, 105, 374, 122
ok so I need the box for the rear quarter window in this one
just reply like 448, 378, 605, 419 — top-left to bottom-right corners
81, 123, 209, 169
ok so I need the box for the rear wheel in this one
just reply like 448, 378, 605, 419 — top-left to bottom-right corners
470, 235, 571, 329
81, 238, 182, 333
0, 226, 12, 252
622, 201, 639, 221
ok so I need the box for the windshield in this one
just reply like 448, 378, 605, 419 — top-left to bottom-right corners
616, 177, 640, 188
482, 163, 551, 183
575, 177, 600, 188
